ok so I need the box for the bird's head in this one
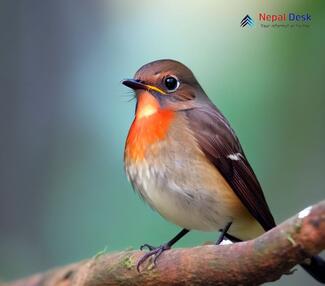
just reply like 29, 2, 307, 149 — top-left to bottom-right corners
122, 59, 207, 119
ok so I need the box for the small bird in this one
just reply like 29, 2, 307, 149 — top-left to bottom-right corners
122, 59, 325, 282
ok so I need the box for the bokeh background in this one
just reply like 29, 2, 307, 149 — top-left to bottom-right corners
1, 0, 324, 285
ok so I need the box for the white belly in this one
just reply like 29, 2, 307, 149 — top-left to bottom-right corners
143, 174, 222, 231
126, 160, 243, 232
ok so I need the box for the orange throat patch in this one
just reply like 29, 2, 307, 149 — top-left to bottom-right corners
125, 92, 175, 161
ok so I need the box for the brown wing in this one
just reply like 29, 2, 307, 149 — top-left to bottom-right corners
186, 105, 276, 231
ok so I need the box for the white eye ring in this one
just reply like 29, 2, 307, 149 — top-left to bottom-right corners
164, 76, 180, 92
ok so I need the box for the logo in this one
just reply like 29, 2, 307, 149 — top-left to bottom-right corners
240, 15, 254, 27
259, 13, 311, 22
240, 12, 311, 29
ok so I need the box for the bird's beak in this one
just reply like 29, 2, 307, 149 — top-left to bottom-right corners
122, 79, 166, 95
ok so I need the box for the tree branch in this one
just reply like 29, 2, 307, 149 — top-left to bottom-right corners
4, 201, 325, 286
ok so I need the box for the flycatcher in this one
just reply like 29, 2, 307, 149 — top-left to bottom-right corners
122, 59, 324, 282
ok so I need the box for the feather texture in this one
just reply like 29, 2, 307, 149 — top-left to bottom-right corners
186, 105, 276, 231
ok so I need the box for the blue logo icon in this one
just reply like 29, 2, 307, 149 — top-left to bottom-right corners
241, 15, 254, 27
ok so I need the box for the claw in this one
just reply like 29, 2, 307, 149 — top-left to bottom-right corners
153, 247, 165, 265
137, 244, 171, 272
140, 244, 156, 251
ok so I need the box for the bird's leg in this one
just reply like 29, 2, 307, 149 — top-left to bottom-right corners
215, 222, 232, 245
137, 228, 189, 271
224, 232, 242, 243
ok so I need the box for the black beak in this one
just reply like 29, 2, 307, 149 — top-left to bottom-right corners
122, 79, 147, 91
122, 79, 166, 94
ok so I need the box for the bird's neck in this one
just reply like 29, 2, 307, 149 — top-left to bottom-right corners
125, 93, 175, 161
135, 92, 160, 119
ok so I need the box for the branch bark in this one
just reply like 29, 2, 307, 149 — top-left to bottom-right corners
4, 201, 325, 286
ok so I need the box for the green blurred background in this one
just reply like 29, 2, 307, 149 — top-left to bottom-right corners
0, 0, 324, 285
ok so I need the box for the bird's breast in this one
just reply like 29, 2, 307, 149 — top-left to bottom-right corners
124, 109, 175, 162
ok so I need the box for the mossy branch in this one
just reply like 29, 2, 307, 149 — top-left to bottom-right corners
4, 201, 325, 286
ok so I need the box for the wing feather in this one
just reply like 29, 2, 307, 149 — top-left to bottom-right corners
186, 106, 276, 231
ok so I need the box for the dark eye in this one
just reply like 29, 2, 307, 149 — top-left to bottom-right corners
164, 76, 180, 92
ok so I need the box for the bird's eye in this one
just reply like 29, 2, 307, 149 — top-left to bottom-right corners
164, 76, 180, 92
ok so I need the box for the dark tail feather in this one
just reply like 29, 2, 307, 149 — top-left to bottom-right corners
300, 255, 325, 283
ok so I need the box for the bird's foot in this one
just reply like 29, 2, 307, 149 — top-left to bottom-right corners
137, 243, 171, 272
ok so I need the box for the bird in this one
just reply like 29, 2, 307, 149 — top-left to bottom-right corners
122, 59, 325, 282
